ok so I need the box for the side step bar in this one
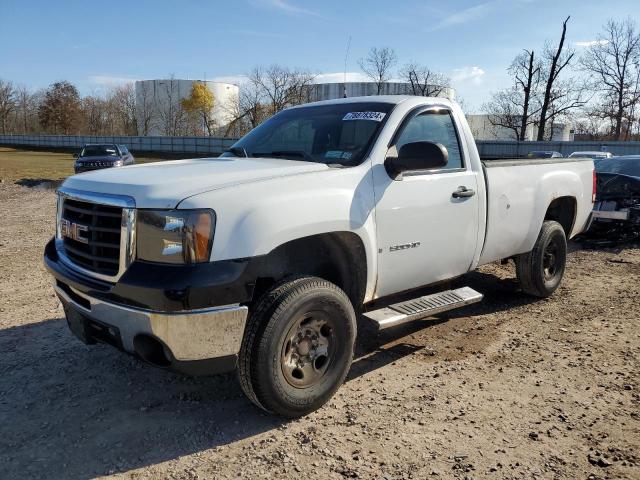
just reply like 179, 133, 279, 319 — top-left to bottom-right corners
364, 287, 483, 330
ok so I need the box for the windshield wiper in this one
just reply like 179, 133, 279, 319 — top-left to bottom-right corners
224, 146, 248, 158
253, 150, 315, 162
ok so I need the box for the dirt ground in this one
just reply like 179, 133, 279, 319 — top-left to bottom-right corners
0, 181, 638, 480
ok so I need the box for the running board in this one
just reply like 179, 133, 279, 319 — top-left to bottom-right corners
364, 287, 483, 330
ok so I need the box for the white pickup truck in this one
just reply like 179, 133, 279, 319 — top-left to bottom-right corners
45, 96, 594, 417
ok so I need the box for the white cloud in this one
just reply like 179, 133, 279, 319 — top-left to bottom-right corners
574, 39, 609, 47
452, 66, 486, 84
432, 0, 537, 31
88, 75, 138, 87
433, 1, 497, 30
249, 0, 320, 16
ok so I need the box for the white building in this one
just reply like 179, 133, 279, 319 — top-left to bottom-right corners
135, 79, 239, 136
309, 81, 455, 102
466, 114, 573, 141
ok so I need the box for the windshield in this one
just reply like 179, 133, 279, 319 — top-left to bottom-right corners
595, 158, 640, 178
80, 145, 119, 157
222, 102, 395, 165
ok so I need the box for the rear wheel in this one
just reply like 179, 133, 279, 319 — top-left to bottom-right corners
238, 276, 356, 418
515, 220, 567, 298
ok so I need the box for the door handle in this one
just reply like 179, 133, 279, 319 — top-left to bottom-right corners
452, 186, 476, 198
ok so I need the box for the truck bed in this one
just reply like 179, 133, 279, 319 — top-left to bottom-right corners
477, 157, 594, 266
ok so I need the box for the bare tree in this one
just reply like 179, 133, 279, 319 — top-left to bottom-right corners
537, 16, 575, 140
511, 50, 541, 140
14, 85, 39, 133
156, 77, 186, 136
581, 18, 640, 140
358, 47, 397, 94
399, 62, 451, 97
483, 88, 530, 140
225, 65, 315, 137
250, 65, 315, 114
135, 81, 155, 136
80, 94, 106, 135
108, 84, 137, 135
541, 77, 590, 139
0, 80, 17, 134
482, 50, 542, 141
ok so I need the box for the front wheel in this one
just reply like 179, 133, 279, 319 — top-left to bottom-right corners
238, 277, 356, 418
515, 220, 567, 298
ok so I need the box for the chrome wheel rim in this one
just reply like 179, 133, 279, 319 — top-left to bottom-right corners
281, 313, 334, 388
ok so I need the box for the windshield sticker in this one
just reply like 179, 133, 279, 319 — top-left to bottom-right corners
325, 150, 343, 159
343, 111, 386, 122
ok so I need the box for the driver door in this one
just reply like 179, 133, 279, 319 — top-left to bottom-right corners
372, 107, 480, 298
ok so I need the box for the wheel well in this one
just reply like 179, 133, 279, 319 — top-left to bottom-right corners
544, 196, 576, 236
251, 232, 367, 309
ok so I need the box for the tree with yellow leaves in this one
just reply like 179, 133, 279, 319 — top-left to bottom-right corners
181, 82, 215, 135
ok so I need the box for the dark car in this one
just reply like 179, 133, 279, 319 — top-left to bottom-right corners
589, 155, 640, 241
527, 151, 563, 159
74, 144, 134, 173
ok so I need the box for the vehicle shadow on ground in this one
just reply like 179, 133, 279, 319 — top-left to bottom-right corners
0, 318, 284, 479
14, 178, 63, 189
0, 269, 534, 479
349, 268, 539, 380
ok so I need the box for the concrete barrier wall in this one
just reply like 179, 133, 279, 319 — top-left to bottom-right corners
476, 140, 640, 159
0, 135, 238, 155
1, 135, 640, 159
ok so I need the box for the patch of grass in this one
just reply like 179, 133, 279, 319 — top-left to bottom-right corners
0, 147, 167, 183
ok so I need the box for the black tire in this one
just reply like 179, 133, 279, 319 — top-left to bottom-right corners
238, 276, 356, 418
515, 220, 567, 298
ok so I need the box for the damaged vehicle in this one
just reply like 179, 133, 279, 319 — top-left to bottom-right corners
590, 155, 640, 242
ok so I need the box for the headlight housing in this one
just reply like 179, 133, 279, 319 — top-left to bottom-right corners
113, 159, 124, 167
136, 209, 215, 264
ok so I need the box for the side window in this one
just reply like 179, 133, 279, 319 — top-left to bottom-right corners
395, 111, 463, 170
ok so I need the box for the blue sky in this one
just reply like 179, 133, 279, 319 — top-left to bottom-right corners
1, 0, 638, 112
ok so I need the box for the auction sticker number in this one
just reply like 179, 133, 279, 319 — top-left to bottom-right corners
343, 112, 386, 122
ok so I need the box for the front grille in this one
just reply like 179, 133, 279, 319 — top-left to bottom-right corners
61, 198, 123, 276
79, 161, 112, 168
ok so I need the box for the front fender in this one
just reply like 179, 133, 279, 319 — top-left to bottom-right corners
178, 166, 379, 301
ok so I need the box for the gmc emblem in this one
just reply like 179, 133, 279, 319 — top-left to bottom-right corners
61, 219, 89, 244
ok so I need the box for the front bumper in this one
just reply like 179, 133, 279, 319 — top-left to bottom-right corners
44, 236, 261, 375
55, 281, 248, 375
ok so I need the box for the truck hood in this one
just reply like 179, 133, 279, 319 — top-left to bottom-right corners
61, 157, 329, 208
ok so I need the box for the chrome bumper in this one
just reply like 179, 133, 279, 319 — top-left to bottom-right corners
55, 284, 248, 362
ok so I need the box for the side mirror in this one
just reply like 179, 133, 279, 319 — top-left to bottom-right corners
385, 141, 448, 179
73, 153, 79, 159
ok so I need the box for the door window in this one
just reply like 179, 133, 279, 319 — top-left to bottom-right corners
395, 111, 463, 170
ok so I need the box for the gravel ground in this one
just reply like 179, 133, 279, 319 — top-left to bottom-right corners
0, 182, 638, 480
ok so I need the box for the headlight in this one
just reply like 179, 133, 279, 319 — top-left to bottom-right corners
113, 160, 124, 167
136, 209, 215, 264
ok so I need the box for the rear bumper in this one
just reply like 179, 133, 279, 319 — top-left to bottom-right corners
592, 210, 630, 221
55, 282, 248, 375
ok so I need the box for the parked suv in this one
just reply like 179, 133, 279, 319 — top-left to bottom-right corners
74, 144, 134, 173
